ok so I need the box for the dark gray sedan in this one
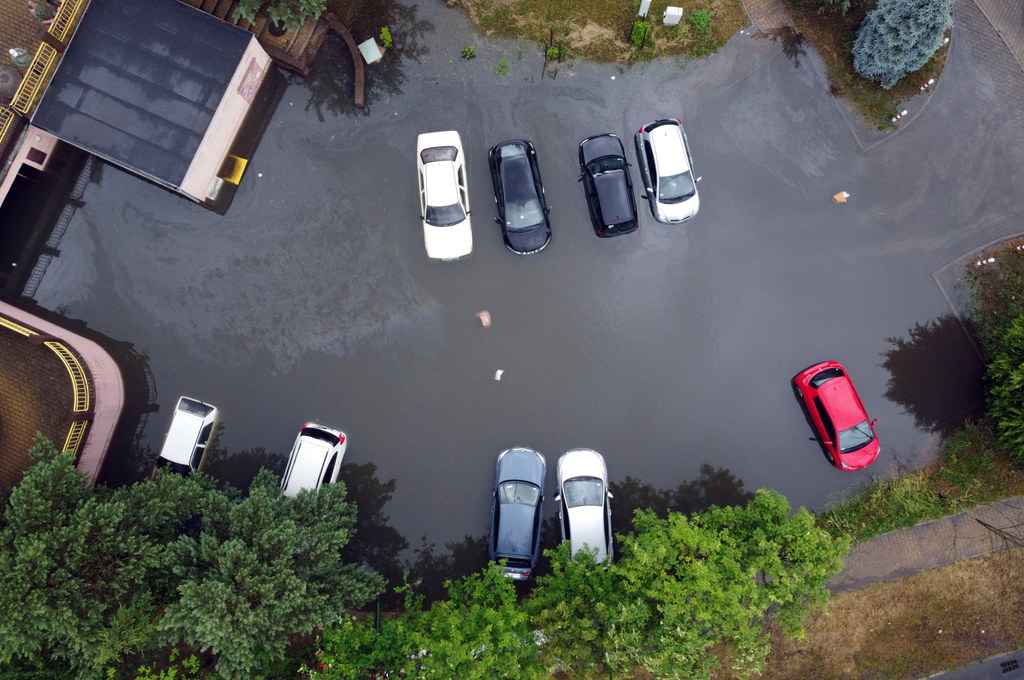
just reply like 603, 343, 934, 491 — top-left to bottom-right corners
578, 133, 639, 237
488, 447, 546, 581
488, 139, 551, 255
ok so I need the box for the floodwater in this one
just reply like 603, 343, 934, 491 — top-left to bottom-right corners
32, 0, 1021, 579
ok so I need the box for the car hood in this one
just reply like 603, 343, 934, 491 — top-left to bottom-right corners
594, 172, 633, 225
580, 135, 623, 165
567, 505, 609, 560
497, 448, 546, 485
506, 222, 550, 254
424, 220, 473, 260
558, 449, 606, 484
657, 192, 700, 222
496, 503, 537, 558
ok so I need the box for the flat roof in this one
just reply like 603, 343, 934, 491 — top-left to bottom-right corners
31, 0, 251, 187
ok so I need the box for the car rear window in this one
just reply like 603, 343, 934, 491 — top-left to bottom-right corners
178, 398, 213, 418
302, 427, 339, 445
420, 146, 458, 163
425, 202, 466, 227
810, 367, 845, 388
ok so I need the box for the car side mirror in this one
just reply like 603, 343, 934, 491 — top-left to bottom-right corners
696, 176, 703, 182
554, 494, 561, 502
808, 437, 816, 441
544, 207, 551, 214
871, 418, 879, 425
607, 491, 614, 499
494, 217, 501, 225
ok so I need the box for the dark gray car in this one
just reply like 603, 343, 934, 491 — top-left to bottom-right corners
488, 447, 546, 581
578, 133, 639, 237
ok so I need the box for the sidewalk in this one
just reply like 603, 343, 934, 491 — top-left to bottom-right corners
830, 495, 1024, 593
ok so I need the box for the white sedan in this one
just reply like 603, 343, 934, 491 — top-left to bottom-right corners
556, 449, 613, 562
416, 131, 473, 260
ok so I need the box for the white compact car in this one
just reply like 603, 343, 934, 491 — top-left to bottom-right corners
280, 422, 347, 497
416, 131, 473, 260
154, 396, 218, 475
634, 119, 700, 223
555, 449, 613, 562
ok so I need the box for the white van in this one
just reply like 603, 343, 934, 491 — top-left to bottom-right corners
154, 396, 218, 475
280, 422, 347, 496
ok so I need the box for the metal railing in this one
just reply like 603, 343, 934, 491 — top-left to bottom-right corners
44, 340, 91, 413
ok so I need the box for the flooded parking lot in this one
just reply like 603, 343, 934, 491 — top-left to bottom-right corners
32, 0, 1019, 568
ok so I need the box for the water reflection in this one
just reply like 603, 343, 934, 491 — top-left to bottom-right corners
339, 462, 409, 591
303, 3, 434, 118
881, 316, 985, 432
405, 533, 489, 605
609, 464, 754, 537
203, 439, 284, 490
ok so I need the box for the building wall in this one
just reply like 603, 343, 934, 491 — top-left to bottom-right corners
179, 36, 272, 203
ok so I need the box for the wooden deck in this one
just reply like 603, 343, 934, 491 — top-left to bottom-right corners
178, 1, 364, 107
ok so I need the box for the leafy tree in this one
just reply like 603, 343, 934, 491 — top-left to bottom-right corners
817, 0, 855, 14
607, 489, 850, 679
234, 0, 326, 30
158, 470, 383, 679
313, 568, 547, 680
986, 314, 1024, 464
852, 0, 953, 88
0, 436, 208, 679
525, 544, 619, 678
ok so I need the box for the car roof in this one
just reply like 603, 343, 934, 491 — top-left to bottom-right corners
283, 436, 334, 493
423, 161, 459, 207
593, 172, 633, 224
496, 503, 537, 558
567, 505, 609, 559
649, 123, 690, 175
157, 397, 215, 466
818, 375, 867, 430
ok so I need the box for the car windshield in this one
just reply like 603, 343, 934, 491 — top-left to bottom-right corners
420, 146, 458, 163
587, 156, 625, 175
425, 202, 466, 227
839, 420, 875, 453
563, 477, 604, 508
504, 198, 545, 231
498, 481, 541, 506
658, 170, 696, 203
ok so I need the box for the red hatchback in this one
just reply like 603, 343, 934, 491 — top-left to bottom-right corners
793, 361, 879, 470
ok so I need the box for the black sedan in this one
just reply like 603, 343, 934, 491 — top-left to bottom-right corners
489, 447, 546, 581
578, 133, 639, 237
487, 139, 551, 254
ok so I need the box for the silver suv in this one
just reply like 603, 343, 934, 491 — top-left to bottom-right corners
634, 119, 700, 223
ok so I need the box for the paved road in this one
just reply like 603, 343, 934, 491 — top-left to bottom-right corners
29, 0, 1024, 556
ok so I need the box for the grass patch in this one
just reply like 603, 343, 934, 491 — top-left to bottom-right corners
819, 421, 1024, 542
783, 0, 949, 126
756, 545, 1024, 680
452, 0, 746, 63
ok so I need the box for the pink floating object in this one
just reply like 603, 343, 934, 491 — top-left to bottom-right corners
476, 310, 492, 327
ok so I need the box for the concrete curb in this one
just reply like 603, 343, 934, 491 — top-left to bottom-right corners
0, 300, 124, 485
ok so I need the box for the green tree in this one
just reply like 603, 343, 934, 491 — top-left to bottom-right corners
852, 0, 953, 88
0, 436, 211, 679
313, 568, 547, 680
526, 544, 619, 678
608, 489, 850, 679
986, 314, 1024, 464
817, 0, 855, 14
233, 0, 326, 30
159, 469, 383, 679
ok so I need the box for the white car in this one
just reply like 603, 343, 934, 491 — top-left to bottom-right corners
154, 396, 219, 475
280, 422, 347, 496
634, 119, 700, 223
555, 449, 613, 562
416, 131, 473, 260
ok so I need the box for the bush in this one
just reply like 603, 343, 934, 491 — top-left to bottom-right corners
631, 21, 652, 47
986, 315, 1024, 464
460, 45, 476, 59
493, 58, 510, 76
688, 8, 712, 35
852, 0, 953, 88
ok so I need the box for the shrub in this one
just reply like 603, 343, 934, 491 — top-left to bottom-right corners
494, 58, 510, 76
986, 315, 1024, 464
852, 0, 953, 88
688, 8, 713, 35
631, 21, 652, 47
379, 26, 393, 49
460, 45, 476, 59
